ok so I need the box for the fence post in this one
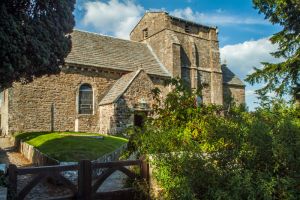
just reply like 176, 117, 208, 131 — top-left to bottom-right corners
140, 156, 149, 182
8, 164, 17, 199
78, 160, 92, 200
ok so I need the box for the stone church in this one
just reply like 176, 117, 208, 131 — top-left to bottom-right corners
0, 11, 245, 135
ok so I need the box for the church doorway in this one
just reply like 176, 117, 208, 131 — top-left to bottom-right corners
134, 111, 147, 128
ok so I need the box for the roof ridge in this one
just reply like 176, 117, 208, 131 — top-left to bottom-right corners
73, 29, 143, 44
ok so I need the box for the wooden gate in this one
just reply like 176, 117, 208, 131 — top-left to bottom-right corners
8, 159, 149, 200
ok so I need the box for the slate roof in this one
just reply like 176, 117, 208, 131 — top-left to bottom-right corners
99, 70, 143, 105
65, 30, 170, 77
221, 65, 245, 86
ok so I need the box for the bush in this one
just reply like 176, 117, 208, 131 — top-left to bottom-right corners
128, 79, 300, 199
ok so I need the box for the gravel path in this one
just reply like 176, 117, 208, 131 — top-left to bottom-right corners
0, 137, 31, 167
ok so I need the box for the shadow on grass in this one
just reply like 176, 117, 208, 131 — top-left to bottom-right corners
33, 135, 127, 162
15, 132, 52, 142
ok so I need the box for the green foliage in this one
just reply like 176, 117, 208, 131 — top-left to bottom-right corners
128, 80, 300, 199
246, 0, 300, 101
0, 0, 75, 89
15, 132, 128, 161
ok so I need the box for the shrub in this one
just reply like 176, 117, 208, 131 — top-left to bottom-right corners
128, 79, 300, 199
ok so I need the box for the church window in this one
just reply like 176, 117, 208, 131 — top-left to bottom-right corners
78, 84, 93, 114
143, 28, 148, 39
185, 24, 190, 33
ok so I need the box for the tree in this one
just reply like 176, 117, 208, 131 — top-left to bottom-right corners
0, 0, 75, 89
246, 0, 300, 103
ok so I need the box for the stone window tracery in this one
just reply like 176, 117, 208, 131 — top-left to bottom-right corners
78, 84, 93, 114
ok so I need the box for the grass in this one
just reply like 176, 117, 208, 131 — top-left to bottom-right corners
15, 132, 128, 162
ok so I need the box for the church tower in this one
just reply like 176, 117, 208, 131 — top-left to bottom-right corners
130, 11, 223, 105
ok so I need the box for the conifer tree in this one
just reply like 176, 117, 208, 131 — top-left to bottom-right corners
246, 0, 300, 103
0, 0, 75, 89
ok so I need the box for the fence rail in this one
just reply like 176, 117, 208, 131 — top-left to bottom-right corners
8, 159, 149, 200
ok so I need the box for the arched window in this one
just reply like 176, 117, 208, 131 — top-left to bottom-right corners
79, 84, 93, 114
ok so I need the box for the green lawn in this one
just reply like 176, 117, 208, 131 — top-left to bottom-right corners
15, 132, 128, 162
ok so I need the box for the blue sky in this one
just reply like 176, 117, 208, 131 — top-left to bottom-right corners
74, 0, 282, 110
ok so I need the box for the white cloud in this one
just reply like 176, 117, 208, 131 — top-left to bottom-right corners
220, 38, 281, 79
220, 38, 284, 110
82, 0, 144, 39
246, 89, 256, 96
170, 7, 267, 26
80, 4, 268, 39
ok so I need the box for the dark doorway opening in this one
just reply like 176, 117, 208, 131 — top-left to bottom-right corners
134, 111, 147, 128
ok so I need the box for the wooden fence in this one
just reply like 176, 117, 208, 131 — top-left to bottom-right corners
8, 159, 149, 200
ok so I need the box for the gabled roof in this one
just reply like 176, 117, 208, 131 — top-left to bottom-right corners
221, 65, 245, 87
65, 30, 170, 77
99, 70, 143, 105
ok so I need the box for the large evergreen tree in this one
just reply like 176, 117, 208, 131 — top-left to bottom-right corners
246, 0, 300, 102
0, 0, 75, 89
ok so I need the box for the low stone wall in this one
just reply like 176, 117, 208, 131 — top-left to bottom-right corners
19, 140, 59, 166
10, 136, 59, 166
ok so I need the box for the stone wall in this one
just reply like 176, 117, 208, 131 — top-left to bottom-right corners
150, 76, 170, 101
99, 104, 116, 134
6, 67, 121, 134
19, 140, 59, 166
170, 30, 223, 105
115, 71, 155, 132
100, 71, 157, 134
130, 12, 168, 42
142, 30, 176, 77
223, 84, 246, 106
